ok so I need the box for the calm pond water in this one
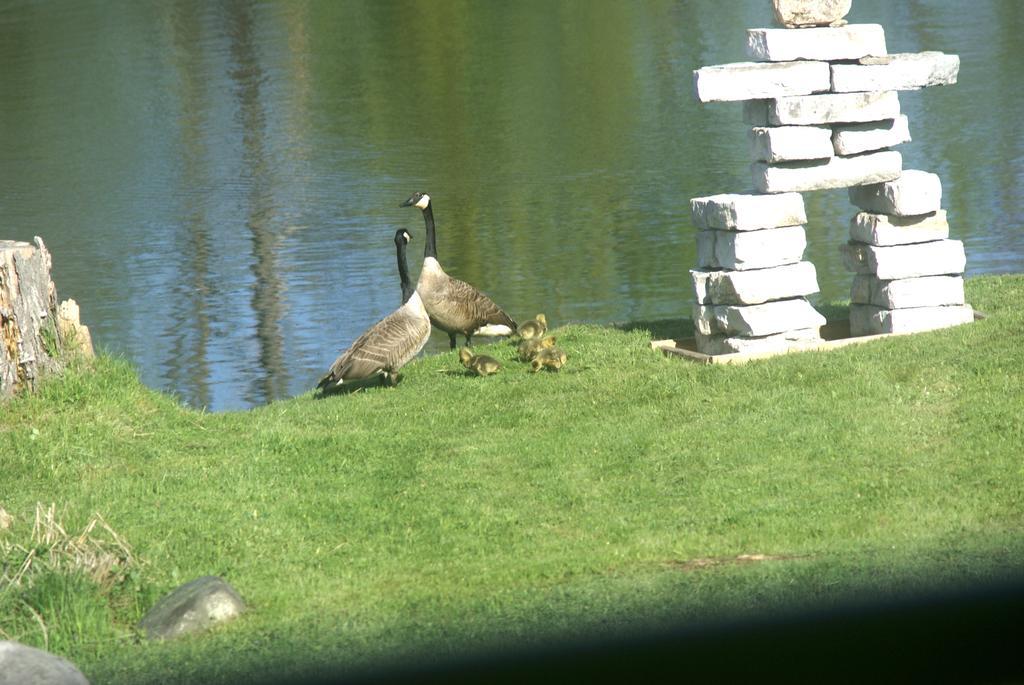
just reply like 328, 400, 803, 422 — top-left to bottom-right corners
2, 1, 1022, 410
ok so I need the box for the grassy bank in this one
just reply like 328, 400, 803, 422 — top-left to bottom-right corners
2, 275, 1023, 683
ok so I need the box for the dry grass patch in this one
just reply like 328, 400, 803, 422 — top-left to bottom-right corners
0, 502, 140, 591
666, 553, 810, 572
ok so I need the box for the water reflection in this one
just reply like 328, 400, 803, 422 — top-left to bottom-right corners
0, 0, 1021, 410
167, 0, 214, 410
226, 0, 287, 407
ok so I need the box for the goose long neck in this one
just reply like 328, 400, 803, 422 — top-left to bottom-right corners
422, 203, 438, 260
397, 240, 414, 304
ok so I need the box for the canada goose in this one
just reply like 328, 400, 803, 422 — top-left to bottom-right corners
531, 346, 567, 372
316, 230, 431, 391
459, 347, 502, 376
516, 335, 557, 362
400, 192, 517, 349
517, 314, 547, 340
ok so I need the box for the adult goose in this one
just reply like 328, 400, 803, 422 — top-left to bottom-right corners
316, 229, 431, 392
400, 192, 517, 349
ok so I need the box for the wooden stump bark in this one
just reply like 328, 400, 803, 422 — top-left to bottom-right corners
0, 237, 93, 400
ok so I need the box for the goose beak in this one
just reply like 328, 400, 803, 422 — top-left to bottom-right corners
400, 195, 417, 208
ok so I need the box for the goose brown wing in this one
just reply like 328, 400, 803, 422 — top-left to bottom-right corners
441, 276, 517, 331
317, 325, 385, 388
318, 303, 431, 388
385, 306, 432, 369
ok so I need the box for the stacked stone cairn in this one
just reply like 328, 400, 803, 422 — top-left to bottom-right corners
689, 0, 969, 355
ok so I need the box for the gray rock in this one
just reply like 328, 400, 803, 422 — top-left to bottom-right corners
696, 225, 807, 271
832, 115, 911, 156
849, 303, 974, 336
138, 576, 245, 640
0, 641, 89, 685
848, 169, 942, 216
849, 210, 948, 246
831, 52, 960, 93
690, 192, 806, 231
772, 0, 852, 27
851, 275, 965, 309
691, 261, 820, 306
840, 239, 966, 280
769, 90, 900, 126
749, 124, 834, 163
751, 150, 902, 193
746, 24, 886, 62
695, 327, 823, 356
693, 60, 830, 103
694, 298, 826, 337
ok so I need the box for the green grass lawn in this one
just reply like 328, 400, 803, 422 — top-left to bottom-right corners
2, 275, 1023, 683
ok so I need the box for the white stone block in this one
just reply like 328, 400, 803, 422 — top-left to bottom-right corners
694, 298, 826, 337
691, 261, 820, 306
850, 210, 948, 246
849, 169, 942, 216
693, 61, 830, 103
769, 91, 900, 126
851, 275, 965, 308
831, 52, 960, 93
840, 239, 966, 280
849, 303, 974, 336
696, 225, 807, 271
772, 0, 851, 28
695, 327, 823, 355
746, 24, 886, 62
752, 150, 901, 193
690, 192, 806, 231
749, 125, 834, 163
832, 115, 911, 156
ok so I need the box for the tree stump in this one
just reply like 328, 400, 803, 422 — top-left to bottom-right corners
0, 237, 93, 400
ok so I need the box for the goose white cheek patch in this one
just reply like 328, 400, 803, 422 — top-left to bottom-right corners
415, 194, 431, 209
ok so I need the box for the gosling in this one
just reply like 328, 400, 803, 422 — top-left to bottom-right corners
517, 314, 547, 340
531, 346, 567, 372
517, 335, 557, 362
459, 347, 502, 376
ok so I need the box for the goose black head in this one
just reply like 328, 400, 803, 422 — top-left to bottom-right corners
394, 229, 411, 247
400, 192, 431, 210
